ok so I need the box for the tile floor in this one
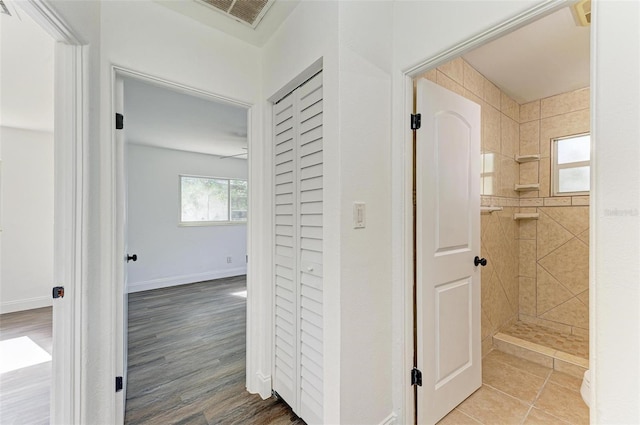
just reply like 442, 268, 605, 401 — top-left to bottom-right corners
502, 322, 589, 360
438, 350, 589, 425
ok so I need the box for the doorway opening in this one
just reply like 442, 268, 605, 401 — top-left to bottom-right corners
409, 3, 591, 424
115, 71, 250, 423
1, 1, 85, 424
0, 4, 56, 423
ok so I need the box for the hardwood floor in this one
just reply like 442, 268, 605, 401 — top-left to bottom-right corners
0, 307, 52, 425
126, 276, 304, 425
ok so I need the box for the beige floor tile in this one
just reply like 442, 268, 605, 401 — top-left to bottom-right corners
437, 408, 482, 425
535, 382, 589, 424
484, 350, 552, 379
524, 407, 572, 425
457, 385, 530, 425
547, 371, 583, 392
483, 357, 547, 403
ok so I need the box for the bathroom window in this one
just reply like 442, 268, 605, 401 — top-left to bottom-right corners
552, 133, 591, 196
180, 175, 247, 225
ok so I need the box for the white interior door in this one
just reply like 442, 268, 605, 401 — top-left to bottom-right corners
272, 71, 324, 425
415, 78, 481, 424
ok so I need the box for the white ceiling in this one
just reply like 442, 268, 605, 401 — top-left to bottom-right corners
123, 77, 247, 158
155, 0, 299, 47
463, 7, 590, 104
0, 6, 54, 132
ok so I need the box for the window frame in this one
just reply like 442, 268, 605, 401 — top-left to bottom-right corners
178, 174, 248, 226
551, 133, 591, 197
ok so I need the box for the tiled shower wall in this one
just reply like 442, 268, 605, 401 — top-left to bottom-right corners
423, 61, 591, 353
423, 58, 521, 356
518, 88, 590, 336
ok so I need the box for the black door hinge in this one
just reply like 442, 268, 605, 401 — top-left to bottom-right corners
116, 376, 123, 392
411, 367, 422, 386
115, 113, 124, 130
52, 286, 64, 299
410, 113, 421, 130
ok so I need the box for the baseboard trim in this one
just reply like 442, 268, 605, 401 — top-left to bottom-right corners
127, 268, 247, 293
0, 296, 52, 314
379, 412, 397, 425
252, 372, 272, 400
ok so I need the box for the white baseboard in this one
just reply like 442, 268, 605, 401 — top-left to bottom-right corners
0, 296, 52, 314
127, 267, 247, 293
249, 372, 272, 400
379, 412, 398, 425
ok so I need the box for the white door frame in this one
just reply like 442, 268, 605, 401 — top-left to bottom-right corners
13, 1, 86, 424
109, 66, 266, 421
393, 1, 579, 423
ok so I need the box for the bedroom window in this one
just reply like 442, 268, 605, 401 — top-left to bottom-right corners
552, 134, 591, 196
180, 175, 247, 225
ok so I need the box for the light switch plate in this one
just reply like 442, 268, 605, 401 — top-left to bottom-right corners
353, 202, 366, 229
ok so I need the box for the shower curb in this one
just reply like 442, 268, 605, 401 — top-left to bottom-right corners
493, 332, 588, 379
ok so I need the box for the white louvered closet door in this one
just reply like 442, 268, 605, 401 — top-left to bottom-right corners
273, 71, 323, 425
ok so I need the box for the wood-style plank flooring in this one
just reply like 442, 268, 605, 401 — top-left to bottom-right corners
0, 307, 52, 425
126, 276, 304, 425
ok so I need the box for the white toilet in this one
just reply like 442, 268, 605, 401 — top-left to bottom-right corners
581, 369, 591, 407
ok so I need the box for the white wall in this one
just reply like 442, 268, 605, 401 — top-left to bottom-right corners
592, 1, 640, 422
263, 2, 395, 423
126, 144, 247, 293
0, 0, 54, 315
0, 127, 54, 313
46, 0, 640, 423
337, 2, 393, 424
0, 9, 54, 132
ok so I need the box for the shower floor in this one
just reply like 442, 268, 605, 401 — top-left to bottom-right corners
502, 321, 589, 360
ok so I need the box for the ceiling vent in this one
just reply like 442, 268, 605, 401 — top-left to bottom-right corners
572, 0, 591, 26
198, 0, 274, 28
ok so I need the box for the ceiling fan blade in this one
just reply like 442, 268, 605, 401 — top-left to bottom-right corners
219, 152, 248, 160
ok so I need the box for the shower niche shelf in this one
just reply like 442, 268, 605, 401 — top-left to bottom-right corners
481, 206, 503, 213
515, 154, 541, 163
514, 213, 539, 220
514, 183, 540, 192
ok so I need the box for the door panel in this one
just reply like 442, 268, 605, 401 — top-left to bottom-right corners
416, 78, 481, 424
434, 113, 471, 253
273, 71, 324, 425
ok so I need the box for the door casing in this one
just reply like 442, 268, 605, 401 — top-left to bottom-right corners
12, 1, 86, 424
110, 66, 263, 422
396, 1, 573, 423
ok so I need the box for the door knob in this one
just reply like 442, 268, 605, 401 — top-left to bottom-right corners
474, 256, 487, 267
126, 254, 138, 263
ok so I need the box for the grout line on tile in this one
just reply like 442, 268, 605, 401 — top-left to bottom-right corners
520, 370, 553, 425
538, 105, 590, 120
536, 261, 581, 300
482, 382, 533, 407
454, 408, 484, 425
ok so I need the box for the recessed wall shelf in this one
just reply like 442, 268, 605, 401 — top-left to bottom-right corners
514, 213, 540, 220
515, 154, 541, 163
481, 206, 503, 213
515, 183, 540, 191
